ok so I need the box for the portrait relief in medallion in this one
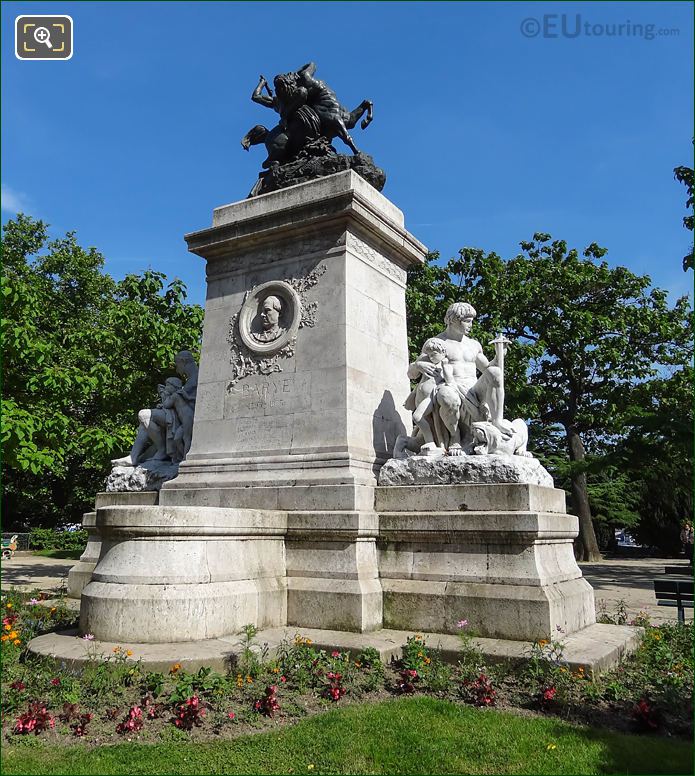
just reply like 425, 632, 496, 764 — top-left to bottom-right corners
227, 264, 327, 388
238, 281, 301, 357
253, 294, 287, 344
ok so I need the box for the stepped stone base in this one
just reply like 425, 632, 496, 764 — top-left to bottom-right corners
29, 623, 642, 678
54, 481, 595, 646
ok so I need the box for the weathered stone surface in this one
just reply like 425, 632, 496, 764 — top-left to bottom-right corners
79, 506, 287, 643
170, 171, 425, 507
28, 623, 641, 676
378, 454, 554, 488
105, 460, 179, 493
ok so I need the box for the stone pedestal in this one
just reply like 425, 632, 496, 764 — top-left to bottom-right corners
375, 483, 596, 641
67, 492, 158, 599
67, 511, 98, 599
79, 506, 286, 643
163, 170, 426, 512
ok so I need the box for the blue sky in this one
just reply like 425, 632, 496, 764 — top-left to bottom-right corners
2, 1, 693, 307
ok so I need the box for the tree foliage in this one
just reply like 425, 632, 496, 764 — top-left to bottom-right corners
674, 161, 694, 271
406, 235, 693, 560
1, 214, 205, 529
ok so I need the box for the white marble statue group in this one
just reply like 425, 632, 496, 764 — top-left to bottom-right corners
395, 302, 531, 459
112, 351, 198, 468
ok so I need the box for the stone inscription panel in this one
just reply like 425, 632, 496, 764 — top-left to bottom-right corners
224, 373, 311, 419
231, 415, 293, 451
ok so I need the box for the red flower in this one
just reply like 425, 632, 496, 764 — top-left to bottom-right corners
13, 703, 55, 735
331, 650, 341, 658
116, 705, 143, 734
50, 678, 61, 687
10, 681, 26, 691
542, 687, 557, 702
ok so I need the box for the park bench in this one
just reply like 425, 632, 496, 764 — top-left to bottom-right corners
1, 535, 18, 560
664, 564, 692, 575
653, 578, 694, 623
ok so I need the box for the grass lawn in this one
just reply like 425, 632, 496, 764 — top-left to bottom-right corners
31, 549, 83, 560
2, 696, 692, 776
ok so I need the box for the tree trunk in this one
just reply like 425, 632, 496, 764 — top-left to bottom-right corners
565, 426, 602, 562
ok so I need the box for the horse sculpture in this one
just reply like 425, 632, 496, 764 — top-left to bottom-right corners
241, 62, 373, 169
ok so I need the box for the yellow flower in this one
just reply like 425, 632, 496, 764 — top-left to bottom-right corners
8, 631, 18, 640
246, 675, 253, 684
1, 635, 8, 642
112, 646, 121, 653
50, 607, 57, 614
424, 657, 431, 665
547, 743, 557, 751
354, 661, 362, 668
304, 638, 312, 645
417, 652, 423, 657
170, 663, 182, 674
538, 639, 549, 647
652, 632, 662, 641
6, 602, 12, 609
13, 639, 20, 646
272, 667, 280, 673
126, 649, 133, 657
307, 766, 315, 771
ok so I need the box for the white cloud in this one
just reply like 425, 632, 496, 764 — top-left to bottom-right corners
1, 183, 31, 214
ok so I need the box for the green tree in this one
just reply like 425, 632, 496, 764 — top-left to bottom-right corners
674, 161, 694, 271
613, 367, 693, 553
1, 214, 204, 529
406, 235, 692, 561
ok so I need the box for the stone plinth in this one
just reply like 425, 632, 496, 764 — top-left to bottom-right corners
79, 506, 287, 643
67, 492, 159, 599
162, 171, 426, 512
285, 511, 382, 632
375, 483, 595, 641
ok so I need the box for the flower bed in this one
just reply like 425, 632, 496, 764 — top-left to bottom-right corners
1, 592, 692, 746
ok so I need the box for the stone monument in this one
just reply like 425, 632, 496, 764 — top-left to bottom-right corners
37, 64, 639, 672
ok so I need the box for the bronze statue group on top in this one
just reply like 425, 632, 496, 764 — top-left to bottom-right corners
241, 62, 385, 197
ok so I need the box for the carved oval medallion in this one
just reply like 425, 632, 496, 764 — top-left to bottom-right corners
238, 281, 301, 355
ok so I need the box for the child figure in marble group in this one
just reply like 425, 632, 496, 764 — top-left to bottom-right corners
405, 337, 452, 453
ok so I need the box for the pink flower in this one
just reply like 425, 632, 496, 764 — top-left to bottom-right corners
331, 650, 341, 658
280, 675, 287, 683
457, 619, 469, 629
81, 633, 95, 641
227, 711, 235, 720
28, 598, 39, 605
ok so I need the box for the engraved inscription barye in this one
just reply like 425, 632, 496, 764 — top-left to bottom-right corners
227, 264, 327, 388
226, 373, 312, 416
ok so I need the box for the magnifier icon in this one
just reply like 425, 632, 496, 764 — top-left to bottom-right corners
33, 26, 53, 49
